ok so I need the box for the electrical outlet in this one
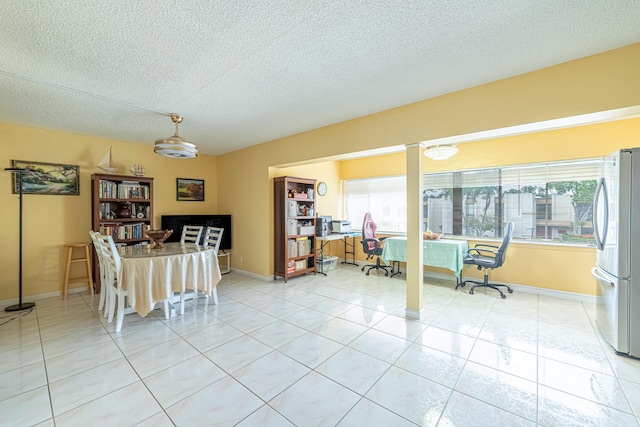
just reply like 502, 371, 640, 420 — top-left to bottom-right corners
239, 256, 243, 264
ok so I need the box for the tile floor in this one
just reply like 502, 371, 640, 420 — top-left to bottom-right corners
2, 266, 640, 426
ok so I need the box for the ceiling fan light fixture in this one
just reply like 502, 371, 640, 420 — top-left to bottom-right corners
423, 144, 458, 160
154, 114, 198, 158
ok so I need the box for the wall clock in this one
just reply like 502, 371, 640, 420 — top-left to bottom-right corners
317, 181, 327, 196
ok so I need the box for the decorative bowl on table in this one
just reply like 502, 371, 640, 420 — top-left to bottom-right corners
145, 229, 173, 248
423, 231, 443, 240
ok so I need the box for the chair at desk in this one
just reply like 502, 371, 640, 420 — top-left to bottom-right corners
458, 221, 514, 299
180, 225, 203, 244
360, 212, 390, 276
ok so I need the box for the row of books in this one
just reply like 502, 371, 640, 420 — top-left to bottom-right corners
99, 222, 150, 240
98, 202, 150, 219
98, 180, 150, 199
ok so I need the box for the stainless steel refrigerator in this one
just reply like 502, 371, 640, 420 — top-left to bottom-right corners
592, 147, 640, 358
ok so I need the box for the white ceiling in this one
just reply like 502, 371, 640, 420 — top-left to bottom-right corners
1, 1, 640, 156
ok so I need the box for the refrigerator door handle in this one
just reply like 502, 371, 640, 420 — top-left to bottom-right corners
591, 267, 615, 286
593, 177, 609, 250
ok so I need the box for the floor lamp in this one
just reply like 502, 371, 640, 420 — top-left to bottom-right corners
5, 168, 36, 312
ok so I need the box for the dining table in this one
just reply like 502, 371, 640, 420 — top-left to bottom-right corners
117, 242, 221, 317
381, 236, 468, 280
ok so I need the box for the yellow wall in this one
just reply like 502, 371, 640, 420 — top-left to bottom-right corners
217, 43, 640, 295
340, 117, 640, 178
0, 123, 218, 300
2, 43, 640, 300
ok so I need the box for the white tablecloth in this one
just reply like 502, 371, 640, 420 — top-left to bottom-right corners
117, 242, 221, 317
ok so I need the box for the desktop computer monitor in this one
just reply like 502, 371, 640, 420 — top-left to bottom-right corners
316, 215, 332, 236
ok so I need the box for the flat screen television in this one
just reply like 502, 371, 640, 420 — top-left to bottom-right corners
161, 214, 232, 250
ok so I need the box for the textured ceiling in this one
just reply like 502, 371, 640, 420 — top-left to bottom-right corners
1, 1, 640, 156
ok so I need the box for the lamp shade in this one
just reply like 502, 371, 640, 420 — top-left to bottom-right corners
154, 114, 198, 159
424, 144, 458, 160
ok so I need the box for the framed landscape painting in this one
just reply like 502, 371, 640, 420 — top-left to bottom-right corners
176, 178, 204, 201
11, 160, 79, 195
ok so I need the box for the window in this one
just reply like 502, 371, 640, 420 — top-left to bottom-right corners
344, 176, 406, 233
344, 158, 599, 245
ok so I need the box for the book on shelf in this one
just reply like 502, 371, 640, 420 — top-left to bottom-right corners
99, 222, 150, 240
117, 183, 149, 199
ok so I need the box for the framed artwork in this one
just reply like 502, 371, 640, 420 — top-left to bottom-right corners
11, 160, 79, 195
176, 178, 205, 201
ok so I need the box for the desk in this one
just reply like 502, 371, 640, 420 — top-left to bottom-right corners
117, 242, 221, 317
381, 237, 468, 279
317, 233, 361, 273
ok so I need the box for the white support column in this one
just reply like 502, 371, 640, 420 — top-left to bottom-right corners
405, 143, 424, 319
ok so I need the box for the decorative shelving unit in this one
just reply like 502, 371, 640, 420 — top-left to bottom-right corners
274, 176, 317, 283
91, 173, 154, 290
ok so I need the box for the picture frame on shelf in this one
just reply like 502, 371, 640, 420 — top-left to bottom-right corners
11, 160, 79, 195
176, 178, 204, 201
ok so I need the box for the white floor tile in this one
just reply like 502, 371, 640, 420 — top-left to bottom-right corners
204, 335, 273, 373
166, 375, 263, 426
0, 341, 43, 374
394, 342, 466, 388
454, 361, 537, 422
6, 269, 640, 426
126, 337, 200, 378
236, 404, 296, 426
0, 385, 52, 426
179, 320, 244, 352
53, 382, 162, 427
347, 328, 410, 363
468, 339, 537, 381
365, 366, 452, 426
620, 378, 640, 417
538, 385, 639, 427
232, 351, 310, 401
143, 354, 227, 408
49, 358, 139, 415
538, 357, 632, 413
312, 317, 368, 345
268, 371, 361, 427
278, 331, 344, 368
0, 361, 47, 401
438, 391, 536, 427
416, 325, 476, 359
250, 320, 308, 349
134, 411, 175, 427
44, 339, 124, 382
337, 398, 415, 426
316, 346, 390, 395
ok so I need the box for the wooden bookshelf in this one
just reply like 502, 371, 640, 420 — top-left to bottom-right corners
91, 173, 154, 290
274, 176, 317, 283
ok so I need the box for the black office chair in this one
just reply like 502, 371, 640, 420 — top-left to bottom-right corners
360, 213, 390, 276
457, 221, 514, 299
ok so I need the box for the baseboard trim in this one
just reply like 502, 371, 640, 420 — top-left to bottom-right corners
0, 286, 86, 307
405, 307, 423, 320
227, 268, 273, 282
422, 271, 597, 303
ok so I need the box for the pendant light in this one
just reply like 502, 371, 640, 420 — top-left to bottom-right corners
154, 114, 198, 158
423, 144, 458, 160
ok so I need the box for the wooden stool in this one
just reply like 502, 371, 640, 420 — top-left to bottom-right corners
62, 242, 94, 299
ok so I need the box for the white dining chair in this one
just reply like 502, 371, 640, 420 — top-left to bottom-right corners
180, 225, 203, 244
94, 233, 172, 332
195, 226, 222, 305
176, 225, 205, 312
93, 234, 125, 329
89, 231, 110, 316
